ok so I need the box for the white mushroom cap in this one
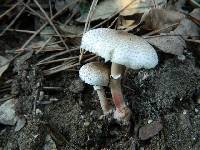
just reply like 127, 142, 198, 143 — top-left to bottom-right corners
81, 28, 158, 69
79, 62, 110, 87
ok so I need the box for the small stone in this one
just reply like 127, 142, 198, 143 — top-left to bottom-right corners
183, 110, 187, 115
177, 55, 186, 61
15, 117, 26, 131
84, 122, 90, 127
195, 108, 199, 113
139, 121, 163, 140
36, 109, 43, 116
43, 134, 57, 150
0, 99, 18, 125
147, 119, 153, 124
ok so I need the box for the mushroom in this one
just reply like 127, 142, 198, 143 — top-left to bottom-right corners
81, 28, 158, 123
79, 62, 112, 115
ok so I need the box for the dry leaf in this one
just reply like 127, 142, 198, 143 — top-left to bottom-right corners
174, 18, 200, 38
166, 0, 187, 11
76, 0, 167, 22
142, 8, 185, 30
118, 0, 166, 16
117, 18, 136, 30
145, 33, 186, 56
0, 56, 9, 77
190, 8, 200, 19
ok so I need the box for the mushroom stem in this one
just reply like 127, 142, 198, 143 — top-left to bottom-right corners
94, 86, 112, 115
110, 63, 132, 122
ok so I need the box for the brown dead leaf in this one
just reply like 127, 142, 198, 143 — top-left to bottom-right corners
139, 120, 163, 140
174, 18, 200, 38
143, 8, 200, 56
76, 0, 167, 22
145, 33, 186, 56
166, 0, 187, 11
142, 8, 185, 30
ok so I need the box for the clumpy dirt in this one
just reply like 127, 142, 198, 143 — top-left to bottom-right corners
130, 55, 200, 117
17, 119, 47, 150
12, 51, 44, 116
1, 53, 200, 149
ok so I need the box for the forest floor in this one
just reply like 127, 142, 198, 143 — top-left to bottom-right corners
0, 0, 200, 150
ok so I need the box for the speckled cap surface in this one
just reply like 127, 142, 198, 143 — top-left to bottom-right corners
81, 28, 158, 69
79, 62, 110, 86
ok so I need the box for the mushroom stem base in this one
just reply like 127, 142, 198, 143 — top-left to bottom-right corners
111, 63, 132, 122
96, 87, 112, 115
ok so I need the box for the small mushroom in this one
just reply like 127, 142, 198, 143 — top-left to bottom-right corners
79, 62, 112, 115
81, 28, 158, 123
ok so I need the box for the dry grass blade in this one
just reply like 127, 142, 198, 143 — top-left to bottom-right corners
21, 0, 79, 49
49, 0, 53, 17
5, 28, 68, 38
143, 34, 200, 39
36, 36, 53, 54
186, 39, 200, 44
36, 47, 79, 65
0, 2, 20, 20
143, 23, 179, 36
38, 56, 79, 65
80, 0, 99, 62
0, 0, 30, 36
83, 55, 98, 63
43, 61, 79, 76
83, 0, 99, 33
33, 0, 69, 50
22, 2, 46, 21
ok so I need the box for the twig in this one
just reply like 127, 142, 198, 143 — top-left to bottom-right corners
82, 55, 98, 63
16, 47, 64, 53
80, 0, 99, 61
83, 0, 99, 33
4, 28, 72, 38
49, 0, 53, 18
33, 0, 69, 50
0, 2, 20, 20
64, 11, 78, 26
143, 34, 200, 39
38, 54, 94, 65
0, 0, 30, 36
43, 86, 62, 91
36, 47, 79, 65
108, 16, 119, 28
43, 61, 79, 76
22, 2, 46, 21
185, 39, 200, 44
36, 36, 53, 54
21, 0, 79, 49
43, 53, 99, 75
143, 23, 179, 36
37, 56, 79, 65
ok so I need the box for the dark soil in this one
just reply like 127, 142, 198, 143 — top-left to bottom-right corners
0, 51, 200, 150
